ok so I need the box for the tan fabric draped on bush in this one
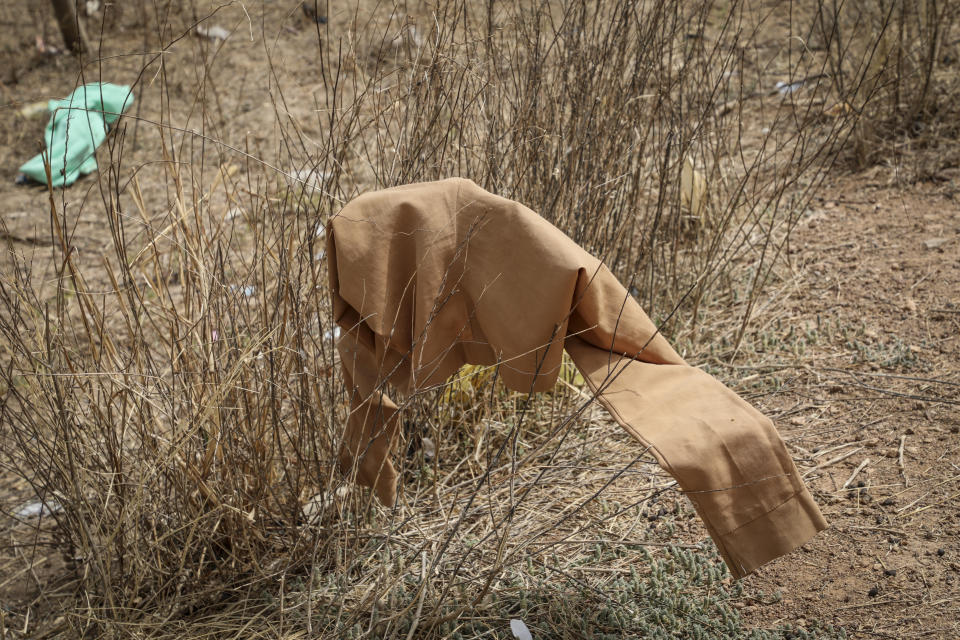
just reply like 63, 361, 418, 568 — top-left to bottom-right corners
326, 178, 826, 578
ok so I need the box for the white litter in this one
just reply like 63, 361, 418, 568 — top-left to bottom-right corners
510, 619, 533, 640
774, 79, 804, 95
196, 24, 230, 41
230, 285, 256, 297
16, 500, 62, 518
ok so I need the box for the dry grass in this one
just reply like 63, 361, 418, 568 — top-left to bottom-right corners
3, 0, 956, 637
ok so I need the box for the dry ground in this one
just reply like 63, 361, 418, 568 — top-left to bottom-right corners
0, 1, 958, 638
733, 176, 960, 638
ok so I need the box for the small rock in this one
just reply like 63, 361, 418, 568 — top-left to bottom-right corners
421, 436, 436, 460
923, 237, 949, 250
937, 548, 946, 557
884, 568, 897, 577
868, 587, 879, 597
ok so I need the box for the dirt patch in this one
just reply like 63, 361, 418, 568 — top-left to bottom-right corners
731, 174, 960, 638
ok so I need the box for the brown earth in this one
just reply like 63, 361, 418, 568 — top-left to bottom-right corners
734, 176, 960, 639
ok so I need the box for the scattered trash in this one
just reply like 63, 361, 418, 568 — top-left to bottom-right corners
18, 83, 134, 188
195, 24, 230, 42
315, 224, 326, 238
230, 285, 256, 297
774, 79, 805, 95
225, 207, 242, 221
211, 329, 219, 342
323, 326, 342, 341
17, 101, 49, 118
14, 173, 30, 186
301, 486, 349, 522
510, 619, 533, 640
35, 35, 62, 55
16, 499, 63, 518
315, 249, 326, 261
923, 237, 949, 250
421, 436, 436, 459
85, 0, 100, 15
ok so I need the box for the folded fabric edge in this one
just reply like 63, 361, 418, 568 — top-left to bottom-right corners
701, 483, 828, 579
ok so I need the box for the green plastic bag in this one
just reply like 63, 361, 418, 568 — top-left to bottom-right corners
19, 83, 134, 188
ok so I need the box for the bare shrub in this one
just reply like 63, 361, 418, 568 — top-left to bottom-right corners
0, 0, 868, 637
814, 0, 960, 176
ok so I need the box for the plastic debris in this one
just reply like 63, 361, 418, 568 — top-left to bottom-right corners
17, 101, 49, 118
230, 285, 256, 297
35, 35, 62, 55
196, 24, 230, 41
16, 500, 63, 518
18, 83, 134, 187
774, 79, 804, 95
510, 619, 533, 640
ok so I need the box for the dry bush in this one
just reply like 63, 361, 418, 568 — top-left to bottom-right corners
0, 0, 870, 637
813, 0, 960, 177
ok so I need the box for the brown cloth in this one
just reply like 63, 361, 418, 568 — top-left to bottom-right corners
327, 178, 827, 578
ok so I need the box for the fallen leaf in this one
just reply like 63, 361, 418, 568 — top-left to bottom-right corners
680, 157, 708, 227
923, 237, 949, 249
824, 102, 853, 117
